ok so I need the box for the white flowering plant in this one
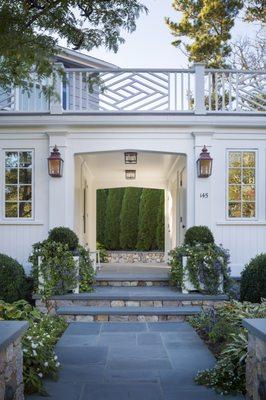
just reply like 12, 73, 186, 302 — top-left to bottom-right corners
0, 300, 67, 395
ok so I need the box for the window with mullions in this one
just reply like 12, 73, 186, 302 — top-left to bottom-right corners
227, 151, 256, 218
4, 151, 33, 218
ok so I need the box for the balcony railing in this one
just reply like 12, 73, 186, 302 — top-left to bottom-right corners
0, 65, 265, 114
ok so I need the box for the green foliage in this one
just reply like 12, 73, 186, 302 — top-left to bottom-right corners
137, 189, 162, 251
244, 0, 266, 22
184, 225, 214, 246
120, 187, 142, 250
0, 300, 67, 395
96, 242, 108, 263
48, 226, 79, 252
105, 188, 125, 250
156, 191, 165, 251
166, 0, 243, 67
240, 253, 266, 303
29, 234, 95, 300
169, 243, 231, 294
0, 1, 147, 91
96, 189, 108, 246
190, 300, 266, 394
0, 253, 28, 302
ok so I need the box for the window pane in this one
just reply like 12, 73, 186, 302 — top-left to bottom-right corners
229, 152, 241, 167
243, 152, 255, 167
5, 186, 18, 201
242, 185, 255, 201
5, 202, 18, 218
242, 202, 255, 218
19, 152, 32, 168
5, 168, 18, 184
229, 203, 241, 218
19, 169, 32, 184
229, 168, 241, 184
19, 202, 32, 218
5, 152, 18, 168
243, 169, 255, 184
229, 185, 241, 201
19, 185, 32, 201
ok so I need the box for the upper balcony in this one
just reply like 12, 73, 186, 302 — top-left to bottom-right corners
0, 64, 265, 116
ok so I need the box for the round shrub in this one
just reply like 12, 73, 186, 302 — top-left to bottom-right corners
0, 254, 28, 302
184, 225, 214, 246
48, 227, 79, 251
240, 254, 266, 303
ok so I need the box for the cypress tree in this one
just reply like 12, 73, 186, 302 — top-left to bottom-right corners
104, 188, 125, 250
137, 189, 162, 251
96, 189, 107, 245
156, 190, 165, 250
120, 187, 142, 250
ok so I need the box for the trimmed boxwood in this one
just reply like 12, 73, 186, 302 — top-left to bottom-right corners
240, 253, 266, 303
0, 253, 28, 302
184, 225, 214, 246
48, 227, 79, 251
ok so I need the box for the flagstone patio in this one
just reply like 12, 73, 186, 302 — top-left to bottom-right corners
27, 321, 244, 400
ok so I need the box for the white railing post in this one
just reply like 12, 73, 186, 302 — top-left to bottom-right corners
194, 63, 206, 115
50, 62, 63, 114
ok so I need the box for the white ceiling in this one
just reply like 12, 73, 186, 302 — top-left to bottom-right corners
81, 151, 180, 189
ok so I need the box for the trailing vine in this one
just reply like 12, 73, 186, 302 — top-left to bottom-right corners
169, 243, 231, 294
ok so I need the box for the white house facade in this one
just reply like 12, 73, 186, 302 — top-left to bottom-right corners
0, 48, 265, 276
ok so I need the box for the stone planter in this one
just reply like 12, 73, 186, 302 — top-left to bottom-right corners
181, 256, 224, 294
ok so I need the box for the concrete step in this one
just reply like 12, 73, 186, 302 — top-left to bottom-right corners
56, 305, 202, 322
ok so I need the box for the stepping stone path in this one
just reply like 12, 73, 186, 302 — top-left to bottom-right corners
29, 265, 244, 399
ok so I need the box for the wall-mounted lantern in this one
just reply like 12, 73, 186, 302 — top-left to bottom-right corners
47, 145, 64, 177
124, 152, 137, 164
125, 170, 136, 180
197, 146, 213, 178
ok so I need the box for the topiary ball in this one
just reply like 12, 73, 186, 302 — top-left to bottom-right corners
184, 225, 214, 246
48, 227, 79, 251
0, 253, 28, 302
240, 254, 266, 303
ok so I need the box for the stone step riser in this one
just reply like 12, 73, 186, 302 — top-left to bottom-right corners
61, 314, 188, 323
96, 281, 169, 287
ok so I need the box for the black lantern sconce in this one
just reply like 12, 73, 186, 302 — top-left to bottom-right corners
197, 146, 213, 178
125, 170, 136, 180
47, 145, 64, 177
124, 152, 137, 164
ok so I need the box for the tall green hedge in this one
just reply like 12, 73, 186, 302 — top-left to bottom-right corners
104, 188, 125, 250
96, 189, 107, 245
156, 190, 165, 250
120, 187, 142, 250
137, 189, 162, 251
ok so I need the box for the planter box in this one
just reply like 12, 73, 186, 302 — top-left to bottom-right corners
182, 256, 224, 294
38, 255, 80, 294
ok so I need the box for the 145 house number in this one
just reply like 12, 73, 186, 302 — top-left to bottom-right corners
200, 193, 209, 198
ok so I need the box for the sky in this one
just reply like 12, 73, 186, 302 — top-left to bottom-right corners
59, 0, 261, 68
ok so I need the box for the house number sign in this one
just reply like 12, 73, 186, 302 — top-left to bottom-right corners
200, 193, 209, 198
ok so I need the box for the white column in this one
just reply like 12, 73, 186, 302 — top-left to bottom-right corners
193, 132, 214, 229
50, 63, 63, 114
47, 132, 71, 229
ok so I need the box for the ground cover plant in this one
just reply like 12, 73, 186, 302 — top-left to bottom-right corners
190, 300, 266, 395
0, 300, 67, 395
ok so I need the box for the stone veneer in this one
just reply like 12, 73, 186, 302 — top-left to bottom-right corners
106, 251, 165, 264
0, 321, 29, 400
243, 318, 266, 400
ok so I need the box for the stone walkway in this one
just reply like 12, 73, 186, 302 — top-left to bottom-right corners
28, 322, 244, 400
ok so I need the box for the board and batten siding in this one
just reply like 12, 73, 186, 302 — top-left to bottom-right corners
0, 135, 49, 272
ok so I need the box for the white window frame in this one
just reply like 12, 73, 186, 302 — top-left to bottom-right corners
3, 149, 35, 220
226, 148, 258, 221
